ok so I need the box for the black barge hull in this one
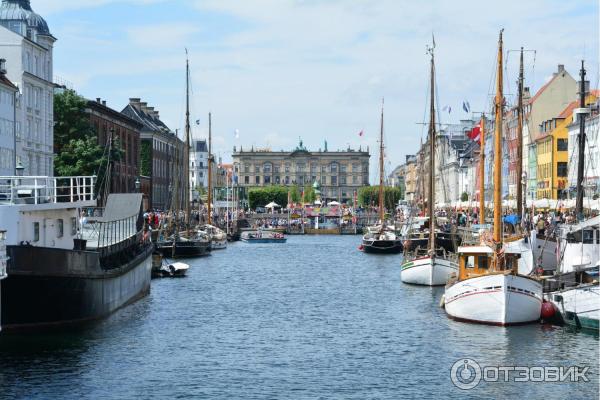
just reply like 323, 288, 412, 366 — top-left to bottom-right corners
1, 244, 153, 332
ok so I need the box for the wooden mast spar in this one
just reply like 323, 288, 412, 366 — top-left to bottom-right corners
185, 50, 191, 235
378, 99, 385, 227
493, 30, 504, 248
516, 47, 524, 219
208, 112, 212, 225
479, 115, 485, 223
428, 43, 436, 255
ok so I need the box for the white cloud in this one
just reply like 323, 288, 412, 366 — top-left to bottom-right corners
35, 0, 167, 15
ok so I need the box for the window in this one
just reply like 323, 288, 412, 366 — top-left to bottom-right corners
321, 165, 327, 173
254, 165, 261, 173
255, 176, 260, 184
557, 162, 568, 178
244, 176, 249, 184
285, 176, 290, 185
478, 256, 489, 270
340, 176, 346, 185
331, 176, 337, 185
264, 176, 271, 184
296, 163, 305, 172
244, 164, 250, 173
57, 219, 64, 238
33, 222, 39, 242
353, 163, 360, 172
330, 162, 338, 173
274, 165, 280, 173
557, 139, 568, 151
353, 175, 358, 184
340, 164, 347, 173
285, 163, 291, 173
311, 163, 317, 173
263, 162, 272, 173
275, 176, 281, 184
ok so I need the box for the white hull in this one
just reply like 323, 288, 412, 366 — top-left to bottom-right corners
211, 238, 227, 250
445, 273, 543, 325
401, 256, 458, 286
549, 284, 600, 329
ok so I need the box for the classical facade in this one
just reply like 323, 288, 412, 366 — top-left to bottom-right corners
0, 59, 17, 175
0, 0, 56, 176
121, 98, 185, 210
86, 97, 143, 196
232, 140, 370, 203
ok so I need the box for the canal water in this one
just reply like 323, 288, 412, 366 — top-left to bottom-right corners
0, 236, 597, 399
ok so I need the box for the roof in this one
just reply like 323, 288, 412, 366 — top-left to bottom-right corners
557, 90, 599, 118
195, 140, 207, 152
121, 102, 173, 137
0, 73, 17, 91
87, 99, 144, 130
0, 0, 51, 37
529, 74, 558, 104
457, 245, 494, 254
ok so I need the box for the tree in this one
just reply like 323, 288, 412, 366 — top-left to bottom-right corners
303, 184, 316, 204
290, 184, 300, 203
358, 186, 401, 210
248, 186, 288, 209
140, 140, 152, 176
461, 192, 469, 202
54, 90, 122, 191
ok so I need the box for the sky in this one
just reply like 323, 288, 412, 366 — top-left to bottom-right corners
35, 0, 599, 182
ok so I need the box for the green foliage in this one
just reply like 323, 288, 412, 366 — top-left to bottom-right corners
140, 140, 152, 176
54, 90, 123, 191
248, 186, 289, 209
461, 192, 469, 202
290, 184, 300, 203
303, 184, 316, 204
358, 186, 401, 210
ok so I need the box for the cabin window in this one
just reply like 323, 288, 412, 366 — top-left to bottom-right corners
466, 256, 475, 269
478, 256, 489, 270
71, 217, 77, 236
33, 222, 39, 242
57, 219, 64, 238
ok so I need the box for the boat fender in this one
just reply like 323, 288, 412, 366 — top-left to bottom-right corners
358, 245, 364, 251
540, 301, 556, 320
439, 294, 445, 309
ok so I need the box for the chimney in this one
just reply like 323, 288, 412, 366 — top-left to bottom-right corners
102, 100, 107, 106
557, 64, 565, 74
96, 97, 101, 103
0, 59, 6, 75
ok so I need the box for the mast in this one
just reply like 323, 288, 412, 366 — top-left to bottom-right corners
479, 115, 485, 223
378, 98, 385, 225
575, 60, 587, 217
185, 51, 191, 232
208, 112, 213, 225
427, 43, 436, 254
493, 30, 504, 246
516, 47, 524, 219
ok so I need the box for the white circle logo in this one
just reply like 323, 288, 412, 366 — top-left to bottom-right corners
450, 358, 482, 390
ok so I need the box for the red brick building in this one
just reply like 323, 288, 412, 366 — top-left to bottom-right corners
86, 98, 143, 195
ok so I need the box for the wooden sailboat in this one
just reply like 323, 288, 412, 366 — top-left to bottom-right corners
444, 31, 543, 325
361, 100, 403, 254
197, 113, 227, 250
156, 51, 210, 258
401, 41, 458, 285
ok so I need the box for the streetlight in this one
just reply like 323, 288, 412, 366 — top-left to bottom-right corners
15, 161, 24, 177
135, 177, 141, 193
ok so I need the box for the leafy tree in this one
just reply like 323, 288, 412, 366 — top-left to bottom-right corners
290, 184, 300, 203
140, 140, 152, 176
248, 186, 288, 209
358, 186, 401, 210
303, 184, 316, 204
54, 90, 122, 192
461, 192, 469, 202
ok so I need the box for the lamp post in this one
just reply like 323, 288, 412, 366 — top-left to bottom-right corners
135, 177, 141, 193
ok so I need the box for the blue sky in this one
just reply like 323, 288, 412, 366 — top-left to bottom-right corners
35, 0, 599, 181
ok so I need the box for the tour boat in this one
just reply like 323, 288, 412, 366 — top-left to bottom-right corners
443, 31, 542, 325
361, 101, 403, 255
241, 231, 287, 243
401, 40, 457, 284
201, 224, 227, 250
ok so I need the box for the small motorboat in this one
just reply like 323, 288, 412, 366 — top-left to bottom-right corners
241, 231, 287, 243
157, 261, 190, 278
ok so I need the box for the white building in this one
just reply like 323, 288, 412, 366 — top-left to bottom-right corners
568, 107, 599, 198
0, 0, 56, 176
190, 139, 209, 201
0, 59, 17, 175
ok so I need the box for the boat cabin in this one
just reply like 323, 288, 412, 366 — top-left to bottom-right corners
456, 245, 521, 280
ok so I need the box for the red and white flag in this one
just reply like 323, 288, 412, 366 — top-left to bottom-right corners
468, 124, 481, 143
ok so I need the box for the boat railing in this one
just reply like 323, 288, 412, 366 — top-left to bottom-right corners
0, 176, 95, 205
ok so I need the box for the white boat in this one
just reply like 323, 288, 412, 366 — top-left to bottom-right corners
159, 261, 190, 278
202, 224, 227, 250
443, 31, 542, 326
0, 230, 7, 332
444, 245, 543, 325
401, 254, 458, 286
548, 281, 599, 331
504, 236, 535, 275
400, 39, 458, 285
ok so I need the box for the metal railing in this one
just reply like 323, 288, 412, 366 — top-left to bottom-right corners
0, 176, 96, 205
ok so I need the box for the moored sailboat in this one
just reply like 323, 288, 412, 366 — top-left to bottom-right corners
444, 31, 543, 325
401, 40, 458, 285
361, 100, 403, 254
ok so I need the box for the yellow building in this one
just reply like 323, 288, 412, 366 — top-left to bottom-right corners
536, 93, 598, 199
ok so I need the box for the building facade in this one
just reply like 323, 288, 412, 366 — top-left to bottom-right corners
121, 98, 185, 210
0, 0, 55, 176
86, 97, 143, 195
232, 140, 370, 203
0, 59, 17, 175
189, 139, 208, 201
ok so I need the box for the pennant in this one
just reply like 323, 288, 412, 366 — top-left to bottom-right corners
462, 101, 471, 113
442, 105, 451, 114
358, 130, 364, 137
195, 119, 200, 125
